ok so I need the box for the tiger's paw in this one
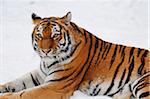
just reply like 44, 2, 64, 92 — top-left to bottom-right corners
0, 92, 20, 99
0, 83, 17, 94
0, 84, 8, 94
0, 92, 12, 99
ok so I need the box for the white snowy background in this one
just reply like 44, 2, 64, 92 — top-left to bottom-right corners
0, 0, 149, 99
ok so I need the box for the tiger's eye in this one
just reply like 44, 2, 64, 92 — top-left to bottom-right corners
36, 34, 42, 38
53, 27, 59, 33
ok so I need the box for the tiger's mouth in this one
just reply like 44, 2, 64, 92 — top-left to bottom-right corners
39, 48, 58, 58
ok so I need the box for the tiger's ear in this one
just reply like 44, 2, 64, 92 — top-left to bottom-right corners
32, 13, 42, 24
61, 12, 72, 25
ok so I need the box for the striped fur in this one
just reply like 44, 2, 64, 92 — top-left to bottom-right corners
0, 12, 149, 99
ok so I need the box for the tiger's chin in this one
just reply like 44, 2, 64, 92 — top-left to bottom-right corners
41, 56, 51, 59
40, 55, 57, 59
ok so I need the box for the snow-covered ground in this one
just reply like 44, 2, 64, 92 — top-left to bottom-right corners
0, 0, 149, 99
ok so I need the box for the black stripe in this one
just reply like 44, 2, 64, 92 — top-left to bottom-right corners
133, 79, 145, 90
138, 50, 148, 75
51, 23, 57, 26
125, 56, 134, 84
129, 84, 132, 92
40, 64, 47, 76
43, 61, 46, 68
48, 65, 78, 82
64, 32, 67, 41
101, 43, 108, 58
59, 24, 63, 33
48, 72, 75, 82
47, 61, 59, 68
48, 68, 71, 76
91, 37, 99, 65
93, 84, 100, 96
60, 80, 74, 90
102, 41, 107, 49
104, 50, 125, 95
66, 31, 72, 45
121, 46, 126, 57
33, 43, 38, 51
22, 82, 26, 89
132, 73, 150, 90
31, 33, 34, 43
135, 82, 150, 95
119, 45, 123, 52
94, 41, 102, 66
137, 48, 143, 57
20, 91, 25, 97
94, 88, 101, 96
141, 50, 148, 58
50, 20, 59, 25
5, 87, 9, 92
100, 40, 103, 51
50, 22, 64, 35
118, 69, 126, 88
59, 33, 67, 47
34, 34, 39, 40
138, 58, 145, 75
95, 40, 104, 65
69, 41, 81, 57
70, 22, 82, 35
128, 47, 135, 63
108, 88, 123, 97
60, 31, 72, 53
104, 43, 112, 59
95, 37, 99, 49
109, 45, 118, 69
139, 92, 150, 98
83, 30, 88, 43
35, 76, 41, 85
30, 73, 39, 86
89, 36, 99, 68
92, 84, 99, 95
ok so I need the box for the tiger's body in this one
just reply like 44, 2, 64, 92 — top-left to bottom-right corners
0, 12, 149, 99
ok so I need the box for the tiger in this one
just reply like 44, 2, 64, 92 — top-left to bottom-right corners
0, 12, 149, 99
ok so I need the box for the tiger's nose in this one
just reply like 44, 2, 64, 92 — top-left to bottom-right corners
41, 49, 51, 54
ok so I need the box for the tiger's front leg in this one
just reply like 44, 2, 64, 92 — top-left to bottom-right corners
0, 83, 73, 99
0, 69, 44, 94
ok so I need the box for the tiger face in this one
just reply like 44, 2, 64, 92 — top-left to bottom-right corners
31, 12, 83, 60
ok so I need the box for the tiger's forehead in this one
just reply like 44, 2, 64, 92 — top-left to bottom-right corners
38, 17, 60, 27
41, 17, 60, 23
34, 17, 61, 38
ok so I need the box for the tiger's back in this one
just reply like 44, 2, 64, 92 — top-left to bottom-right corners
78, 30, 150, 98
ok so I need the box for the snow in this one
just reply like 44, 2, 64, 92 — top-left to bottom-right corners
0, 0, 149, 99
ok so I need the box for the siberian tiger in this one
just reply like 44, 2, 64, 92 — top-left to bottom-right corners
0, 12, 149, 99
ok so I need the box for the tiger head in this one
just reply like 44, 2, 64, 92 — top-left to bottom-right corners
31, 12, 84, 60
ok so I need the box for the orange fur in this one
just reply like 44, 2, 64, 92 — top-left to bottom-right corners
0, 12, 149, 99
